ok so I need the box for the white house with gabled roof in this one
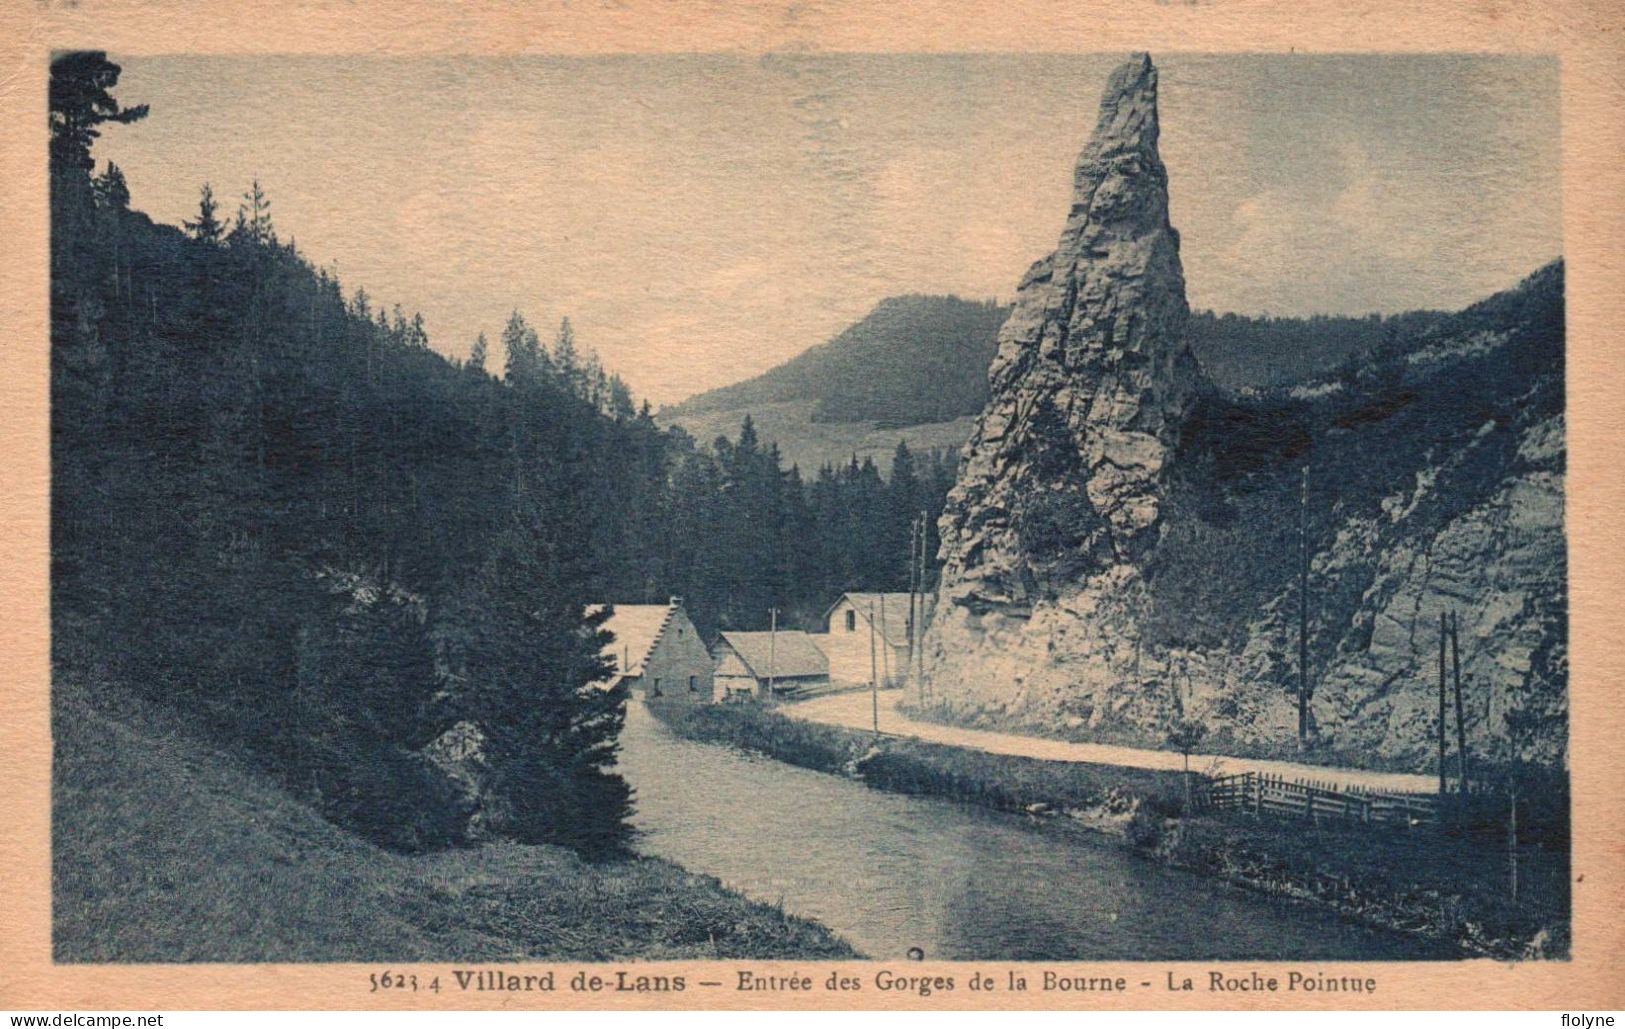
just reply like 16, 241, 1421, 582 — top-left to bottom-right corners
589, 597, 714, 703
815, 591, 935, 688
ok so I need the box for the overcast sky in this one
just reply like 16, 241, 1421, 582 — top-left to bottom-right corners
99, 53, 1560, 407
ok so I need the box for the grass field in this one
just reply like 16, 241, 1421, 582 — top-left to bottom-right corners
52, 680, 854, 962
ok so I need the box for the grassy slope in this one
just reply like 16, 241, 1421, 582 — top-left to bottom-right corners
659, 399, 975, 479
52, 680, 853, 962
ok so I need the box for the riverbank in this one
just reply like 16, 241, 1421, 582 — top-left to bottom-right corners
650, 701, 1568, 960
53, 678, 854, 961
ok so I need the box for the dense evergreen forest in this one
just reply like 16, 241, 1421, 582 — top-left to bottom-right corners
1187, 308, 1448, 391
49, 53, 949, 855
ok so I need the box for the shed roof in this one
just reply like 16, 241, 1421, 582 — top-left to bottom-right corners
588, 603, 674, 680
823, 592, 935, 647
716, 630, 828, 680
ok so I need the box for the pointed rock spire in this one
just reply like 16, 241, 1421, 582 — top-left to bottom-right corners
936, 52, 1197, 612
916, 56, 1566, 771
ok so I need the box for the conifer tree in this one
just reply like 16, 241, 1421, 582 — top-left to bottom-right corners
239, 178, 274, 246
184, 183, 225, 244
503, 311, 541, 384
553, 317, 582, 397
464, 506, 630, 853
48, 52, 148, 178
93, 161, 130, 211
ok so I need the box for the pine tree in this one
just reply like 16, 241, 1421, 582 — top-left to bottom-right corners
605, 374, 635, 420
553, 317, 582, 397
467, 332, 488, 373
184, 183, 225, 244
48, 52, 149, 177
502, 311, 541, 384
92, 161, 130, 211
239, 178, 274, 246
888, 440, 921, 586
465, 509, 631, 853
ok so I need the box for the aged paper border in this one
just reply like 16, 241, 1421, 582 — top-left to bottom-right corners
2, 0, 1622, 1011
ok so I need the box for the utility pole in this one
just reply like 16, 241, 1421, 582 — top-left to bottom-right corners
907, 515, 920, 694
1438, 610, 1448, 798
912, 514, 924, 705
869, 602, 880, 736
767, 607, 778, 705
1298, 463, 1310, 748
879, 593, 891, 687
917, 508, 930, 695
1451, 610, 1468, 798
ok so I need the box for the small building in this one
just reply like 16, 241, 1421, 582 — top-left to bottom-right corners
817, 592, 934, 688
712, 630, 830, 701
590, 598, 714, 704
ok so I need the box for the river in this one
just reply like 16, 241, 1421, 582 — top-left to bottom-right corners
617, 702, 1448, 961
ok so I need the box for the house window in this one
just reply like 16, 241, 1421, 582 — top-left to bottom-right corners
651, 678, 662, 697
845, 609, 856, 632
688, 675, 699, 692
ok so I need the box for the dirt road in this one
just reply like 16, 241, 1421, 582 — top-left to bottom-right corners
783, 688, 1438, 795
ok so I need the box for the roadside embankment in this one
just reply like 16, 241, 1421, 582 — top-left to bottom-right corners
53, 678, 855, 961
651, 701, 1569, 960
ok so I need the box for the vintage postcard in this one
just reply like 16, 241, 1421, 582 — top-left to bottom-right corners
2, 0, 1622, 1013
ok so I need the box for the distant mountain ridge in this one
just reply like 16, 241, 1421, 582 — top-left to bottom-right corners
665, 295, 1011, 428
665, 293, 1458, 440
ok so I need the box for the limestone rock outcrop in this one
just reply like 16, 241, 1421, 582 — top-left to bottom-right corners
937, 52, 1197, 613
924, 52, 1198, 734
921, 53, 1567, 769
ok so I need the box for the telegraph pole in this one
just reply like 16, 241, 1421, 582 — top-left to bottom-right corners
767, 606, 778, 705
916, 509, 930, 694
907, 515, 919, 690
1438, 610, 1448, 798
1298, 463, 1310, 748
869, 602, 880, 736
910, 514, 923, 705
879, 593, 891, 686
1451, 610, 1468, 796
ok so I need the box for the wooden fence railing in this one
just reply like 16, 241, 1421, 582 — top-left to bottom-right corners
1198, 771, 1438, 827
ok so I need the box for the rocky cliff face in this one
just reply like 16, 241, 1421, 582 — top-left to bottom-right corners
922, 54, 1567, 770
936, 52, 1197, 613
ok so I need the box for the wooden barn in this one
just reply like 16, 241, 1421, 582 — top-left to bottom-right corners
816, 592, 933, 688
712, 630, 830, 701
590, 598, 714, 704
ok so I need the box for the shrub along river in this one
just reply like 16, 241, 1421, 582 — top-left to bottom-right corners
617, 701, 1450, 961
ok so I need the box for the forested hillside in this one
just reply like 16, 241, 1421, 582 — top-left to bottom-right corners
666, 295, 1010, 427
51, 53, 637, 854
666, 294, 1451, 433
1187, 309, 1448, 392
50, 54, 946, 855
